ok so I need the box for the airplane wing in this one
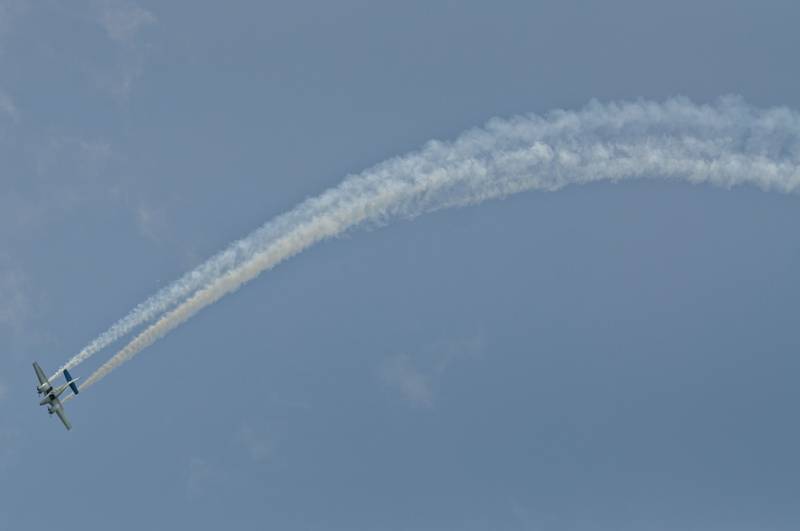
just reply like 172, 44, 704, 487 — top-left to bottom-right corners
33, 362, 49, 387
54, 405, 72, 431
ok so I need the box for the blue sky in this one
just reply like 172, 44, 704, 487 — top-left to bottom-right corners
1, 1, 799, 530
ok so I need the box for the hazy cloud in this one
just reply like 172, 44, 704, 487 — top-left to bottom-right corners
0, 427, 21, 471
0, 0, 27, 45
135, 203, 169, 243
380, 335, 485, 408
97, 0, 156, 44
0, 132, 124, 348
35, 135, 115, 179
0, 263, 51, 357
381, 355, 434, 408
0, 89, 17, 121
185, 457, 213, 500
26, 135, 124, 219
236, 424, 275, 463
0, 268, 33, 335
94, 0, 156, 99
0, 135, 121, 236
0, 135, 124, 246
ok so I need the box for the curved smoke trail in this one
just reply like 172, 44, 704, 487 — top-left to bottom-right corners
50, 210, 297, 381
76, 96, 800, 391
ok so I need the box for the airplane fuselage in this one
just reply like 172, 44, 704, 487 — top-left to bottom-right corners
33, 362, 78, 430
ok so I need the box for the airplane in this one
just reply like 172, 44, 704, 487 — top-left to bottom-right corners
33, 362, 79, 431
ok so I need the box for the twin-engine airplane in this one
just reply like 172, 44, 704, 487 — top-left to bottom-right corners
33, 362, 79, 431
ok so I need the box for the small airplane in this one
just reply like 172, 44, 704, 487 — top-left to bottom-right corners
33, 362, 79, 431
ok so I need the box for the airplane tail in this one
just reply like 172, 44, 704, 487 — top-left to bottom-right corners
63, 369, 79, 395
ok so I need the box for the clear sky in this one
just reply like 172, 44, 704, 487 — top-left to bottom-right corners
1, 1, 799, 530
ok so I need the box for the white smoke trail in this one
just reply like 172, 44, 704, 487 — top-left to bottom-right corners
51, 252, 237, 381
78, 96, 800, 390
50, 194, 300, 381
